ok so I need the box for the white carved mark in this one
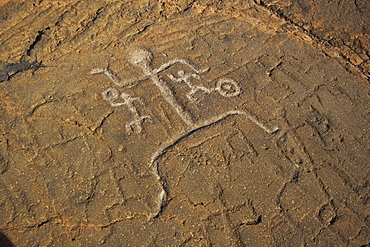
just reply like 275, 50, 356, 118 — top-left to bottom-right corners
148, 110, 279, 219
127, 49, 195, 126
215, 78, 241, 97
91, 49, 244, 131
167, 70, 212, 102
90, 48, 280, 219
90, 67, 122, 87
101, 87, 151, 134
167, 71, 242, 102
91, 49, 213, 128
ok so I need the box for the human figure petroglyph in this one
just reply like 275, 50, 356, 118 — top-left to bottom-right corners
92, 49, 210, 127
127, 49, 196, 126
167, 71, 242, 102
92, 48, 244, 130
167, 70, 212, 102
90, 48, 280, 219
101, 87, 151, 134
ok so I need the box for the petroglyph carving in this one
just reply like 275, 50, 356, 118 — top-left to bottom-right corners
149, 110, 279, 219
90, 48, 280, 219
101, 87, 151, 134
166, 70, 241, 101
91, 48, 244, 131
215, 78, 241, 97
167, 70, 212, 102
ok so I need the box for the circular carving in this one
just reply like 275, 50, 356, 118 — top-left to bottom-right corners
102, 87, 120, 102
215, 78, 241, 97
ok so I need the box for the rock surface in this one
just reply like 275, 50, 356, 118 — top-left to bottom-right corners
0, 0, 369, 246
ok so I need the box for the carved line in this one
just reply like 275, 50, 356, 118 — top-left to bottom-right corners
148, 110, 279, 219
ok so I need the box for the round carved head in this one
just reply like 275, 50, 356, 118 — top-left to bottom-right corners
128, 48, 153, 70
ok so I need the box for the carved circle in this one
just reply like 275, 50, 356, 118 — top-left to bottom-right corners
215, 78, 241, 97
102, 87, 120, 102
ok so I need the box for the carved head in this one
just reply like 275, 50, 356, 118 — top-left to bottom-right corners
128, 48, 153, 70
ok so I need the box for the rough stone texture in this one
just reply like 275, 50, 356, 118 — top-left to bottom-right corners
0, 0, 369, 246
258, 0, 370, 78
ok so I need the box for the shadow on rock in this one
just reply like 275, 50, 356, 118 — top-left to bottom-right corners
0, 232, 14, 247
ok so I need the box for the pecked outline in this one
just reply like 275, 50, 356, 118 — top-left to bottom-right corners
148, 110, 279, 219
